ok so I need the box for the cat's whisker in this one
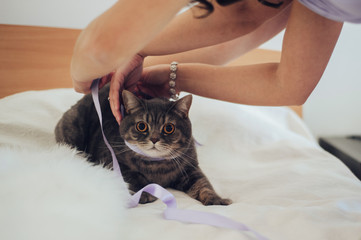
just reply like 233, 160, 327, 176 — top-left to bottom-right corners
97, 145, 126, 150
171, 148, 198, 162
111, 147, 127, 150
108, 142, 127, 146
167, 148, 198, 169
115, 150, 133, 155
170, 155, 189, 178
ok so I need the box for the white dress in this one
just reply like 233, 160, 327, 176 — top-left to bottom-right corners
298, 0, 361, 23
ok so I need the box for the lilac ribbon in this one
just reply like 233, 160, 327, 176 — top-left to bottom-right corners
91, 79, 269, 240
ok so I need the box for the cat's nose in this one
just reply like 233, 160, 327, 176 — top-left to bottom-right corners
150, 137, 159, 144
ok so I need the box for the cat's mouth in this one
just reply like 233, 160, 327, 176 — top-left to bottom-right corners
145, 145, 170, 158
141, 143, 182, 160
125, 140, 170, 160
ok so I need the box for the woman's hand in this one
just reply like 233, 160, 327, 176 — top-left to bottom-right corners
108, 54, 144, 124
137, 64, 177, 99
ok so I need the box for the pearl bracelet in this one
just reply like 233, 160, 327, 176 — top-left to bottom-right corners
169, 61, 179, 101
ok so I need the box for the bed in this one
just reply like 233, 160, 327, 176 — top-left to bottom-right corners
1, 24, 361, 240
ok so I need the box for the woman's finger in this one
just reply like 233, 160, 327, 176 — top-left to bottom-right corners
99, 72, 114, 89
109, 73, 124, 125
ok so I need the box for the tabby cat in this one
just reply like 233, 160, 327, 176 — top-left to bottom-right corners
55, 84, 231, 205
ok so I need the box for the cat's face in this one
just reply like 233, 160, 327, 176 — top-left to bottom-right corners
119, 91, 193, 160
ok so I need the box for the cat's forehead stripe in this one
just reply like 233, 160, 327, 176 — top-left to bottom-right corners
142, 110, 171, 124
146, 112, 150, 123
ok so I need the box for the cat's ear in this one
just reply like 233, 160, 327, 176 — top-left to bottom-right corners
174, 95, 192, 118
122, 90, 142, 114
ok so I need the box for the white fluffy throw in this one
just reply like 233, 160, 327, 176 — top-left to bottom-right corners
0, 145, 128, 240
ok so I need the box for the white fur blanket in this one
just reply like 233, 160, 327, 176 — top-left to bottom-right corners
1, 89, 361, 240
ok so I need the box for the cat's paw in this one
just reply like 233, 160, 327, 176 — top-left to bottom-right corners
213, 197, 233, 206
139, 192, 158, 204
201, 196, 232, 206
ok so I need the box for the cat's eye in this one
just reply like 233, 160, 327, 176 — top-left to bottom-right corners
163, 123, 175, 135
136, 121, 148, 132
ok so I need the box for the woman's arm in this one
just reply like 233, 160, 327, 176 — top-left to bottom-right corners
70, 0, 189, 93
141, 1, 343, 106
143, 2, 291, 67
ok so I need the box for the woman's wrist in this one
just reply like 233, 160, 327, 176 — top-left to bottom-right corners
173, 63, 195, 95
174, 63, 221, 99
169, 61, 179, 100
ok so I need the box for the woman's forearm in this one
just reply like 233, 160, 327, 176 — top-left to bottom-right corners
177, 63, 305, 106
141, 0, 292, 57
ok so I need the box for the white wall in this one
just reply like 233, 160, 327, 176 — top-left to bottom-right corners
1, 0, 360, 137
0, 0, 116, 29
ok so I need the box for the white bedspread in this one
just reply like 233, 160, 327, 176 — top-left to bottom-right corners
1, 89, 361, 240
